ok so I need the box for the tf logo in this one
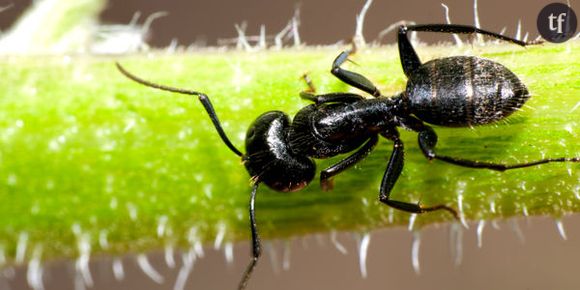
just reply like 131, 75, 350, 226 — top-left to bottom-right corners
537, 3, 577, 43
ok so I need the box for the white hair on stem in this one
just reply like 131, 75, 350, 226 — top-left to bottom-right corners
456, 181, 469, 229
515, 19, 522, 41
166, 38, 178, 53
476, 220, 486, 248
449, 222, 463, 266
173, 249, 196, 290
378, 20, 417, 45
266, 242, 281, 274
0, 244, 5, 267
570, 101, 580, 113
224, 242, 234, 264
555, 218, 567, 240
411, 231, 421, 274
408, 213, 417, 231
274, 20, 293, 49
331, 231, 348, 255
98, 230, 109, 250
75, 232, 93, 288
282, 241, 291, 270
291, 5, 301, 47
508, 219, 525, 243
494, 27, 507, 43
26, 245, 44, 290
213, 222, 226, 250
112, 258, 125, 281
235, 22, 253, 51
137, 254, 164, 284
258, 25, 266, 49
165, 245, 176, 268
357, 233, 371, 278
91, 11, 168, 54
16, 232, 28, 264
441, 3, 463, 46
0, 3, 13, 13
353, 0, 374, 48
473, 0, 484, 44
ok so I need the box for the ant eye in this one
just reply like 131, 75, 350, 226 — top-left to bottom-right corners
247, 127, 255, 139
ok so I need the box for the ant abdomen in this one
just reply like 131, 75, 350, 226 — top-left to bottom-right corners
244, 111, 316, 192
406, 56, 530, 127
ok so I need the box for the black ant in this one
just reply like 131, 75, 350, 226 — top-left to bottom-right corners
116, 24, 579, 290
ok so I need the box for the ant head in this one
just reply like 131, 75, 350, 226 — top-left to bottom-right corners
252, 158, 316, 192
244, 111, 315, 192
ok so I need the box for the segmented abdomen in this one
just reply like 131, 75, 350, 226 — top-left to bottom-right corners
406, 56, 529, 127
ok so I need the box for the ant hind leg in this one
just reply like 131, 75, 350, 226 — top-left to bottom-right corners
414, 123, 580, 171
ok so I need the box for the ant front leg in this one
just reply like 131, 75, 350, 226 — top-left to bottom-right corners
331, 50, 382, 97
320, 135, 378, 191
410, 120, 580, 171
301, 73, 317, 93
379, 130, 458, 219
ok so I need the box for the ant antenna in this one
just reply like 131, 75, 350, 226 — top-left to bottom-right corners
116, 62, 244, 157
238, 182, 261, 290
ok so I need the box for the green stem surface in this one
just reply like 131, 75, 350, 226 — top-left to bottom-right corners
0, 42, 579, 264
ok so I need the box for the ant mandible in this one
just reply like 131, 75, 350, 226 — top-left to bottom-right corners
117, 24, 579, 290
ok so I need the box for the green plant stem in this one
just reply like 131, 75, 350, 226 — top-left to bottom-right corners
0, 42, 579, 265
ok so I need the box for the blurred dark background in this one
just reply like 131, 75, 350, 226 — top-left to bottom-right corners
0, 0, 559, 46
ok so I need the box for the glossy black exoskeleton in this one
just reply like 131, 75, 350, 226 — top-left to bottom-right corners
117, 24, 580, 290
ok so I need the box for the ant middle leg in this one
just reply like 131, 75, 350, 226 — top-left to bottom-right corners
379, 130, 458, 219
330, 50, 382, 97
300, 73, 364, 105
320, 135, 378, 191
300, 92, 365, 105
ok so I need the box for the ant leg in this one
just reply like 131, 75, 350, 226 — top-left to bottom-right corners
397, 26, 422, 78
116, 63, 243, 157
379, 130, 458, 219
415, 124, 580, 171
331, 50, 382, 97
300, 92, 364, 105
301, 73, 317, 93
238, 183, 261, 290
397, 24, 543, 78
320, 135, 378, 191
405, 24, 543, 46
299, 73, 364, 104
